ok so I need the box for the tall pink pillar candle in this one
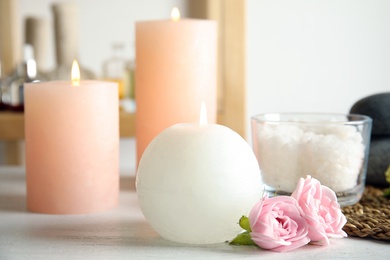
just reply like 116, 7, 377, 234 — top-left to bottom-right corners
135, 18, 217, 165
24, 80, 119, 214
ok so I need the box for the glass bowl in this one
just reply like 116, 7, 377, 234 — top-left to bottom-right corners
251, 113, 372, 206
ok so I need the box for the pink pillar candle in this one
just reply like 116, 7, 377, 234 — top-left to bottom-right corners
135, 18, 217, 165
24, 80, 119, 214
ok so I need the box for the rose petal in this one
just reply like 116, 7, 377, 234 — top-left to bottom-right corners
249, 195, 310, 252
291, 176, 348, 245
271, 236, 311, 252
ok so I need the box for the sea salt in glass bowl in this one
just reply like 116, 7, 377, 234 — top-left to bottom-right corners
251, 113, 372, 206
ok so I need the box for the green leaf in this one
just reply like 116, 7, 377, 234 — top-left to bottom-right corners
384, 187, 390, 198
239, 216, 252, 232
385, 165, 390, 184
229, 231, 256, 246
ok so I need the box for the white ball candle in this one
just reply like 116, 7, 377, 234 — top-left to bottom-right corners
136, 119, 263, 244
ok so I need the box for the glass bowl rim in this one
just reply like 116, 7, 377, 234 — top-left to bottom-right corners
251, 112, 372, 125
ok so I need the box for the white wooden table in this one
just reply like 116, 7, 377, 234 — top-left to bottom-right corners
0, 166, 389, 260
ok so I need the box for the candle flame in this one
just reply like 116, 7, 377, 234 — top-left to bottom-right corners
71, 60, 80, 86
171, 7, 180, 21
199, 102, 208, 127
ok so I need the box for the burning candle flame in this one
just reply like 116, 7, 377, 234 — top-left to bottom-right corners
71, 60, 80, 86
199, 102, 208, 127
171, 7, 180, 21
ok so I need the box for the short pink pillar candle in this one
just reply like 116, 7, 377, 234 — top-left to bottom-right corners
135, 13, 217, 165
24, 80, 119, 214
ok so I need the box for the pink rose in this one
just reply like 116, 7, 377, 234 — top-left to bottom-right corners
291, 176, 347, 246
249, 195, 310, 252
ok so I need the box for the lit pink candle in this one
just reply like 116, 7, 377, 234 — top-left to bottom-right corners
135, 8, 217, 165
24, 61, 119, 214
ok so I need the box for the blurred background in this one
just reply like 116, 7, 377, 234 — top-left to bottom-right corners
15, 0, 189, 75
1, 0, 389, 172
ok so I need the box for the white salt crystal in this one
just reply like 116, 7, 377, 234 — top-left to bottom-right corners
255, 123, 365, 193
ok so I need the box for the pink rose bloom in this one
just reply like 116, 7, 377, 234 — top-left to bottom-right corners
249, 195, 310, 252
291, 176, 347, 246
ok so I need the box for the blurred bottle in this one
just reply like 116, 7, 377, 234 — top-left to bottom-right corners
0, 60, 6, 110
3, 44, 40, 112
103, 43, 127, 99
47, 3, 95, 80
25, 16, 50, 77
119, 59, 136, 112
124, 59, 135, 100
